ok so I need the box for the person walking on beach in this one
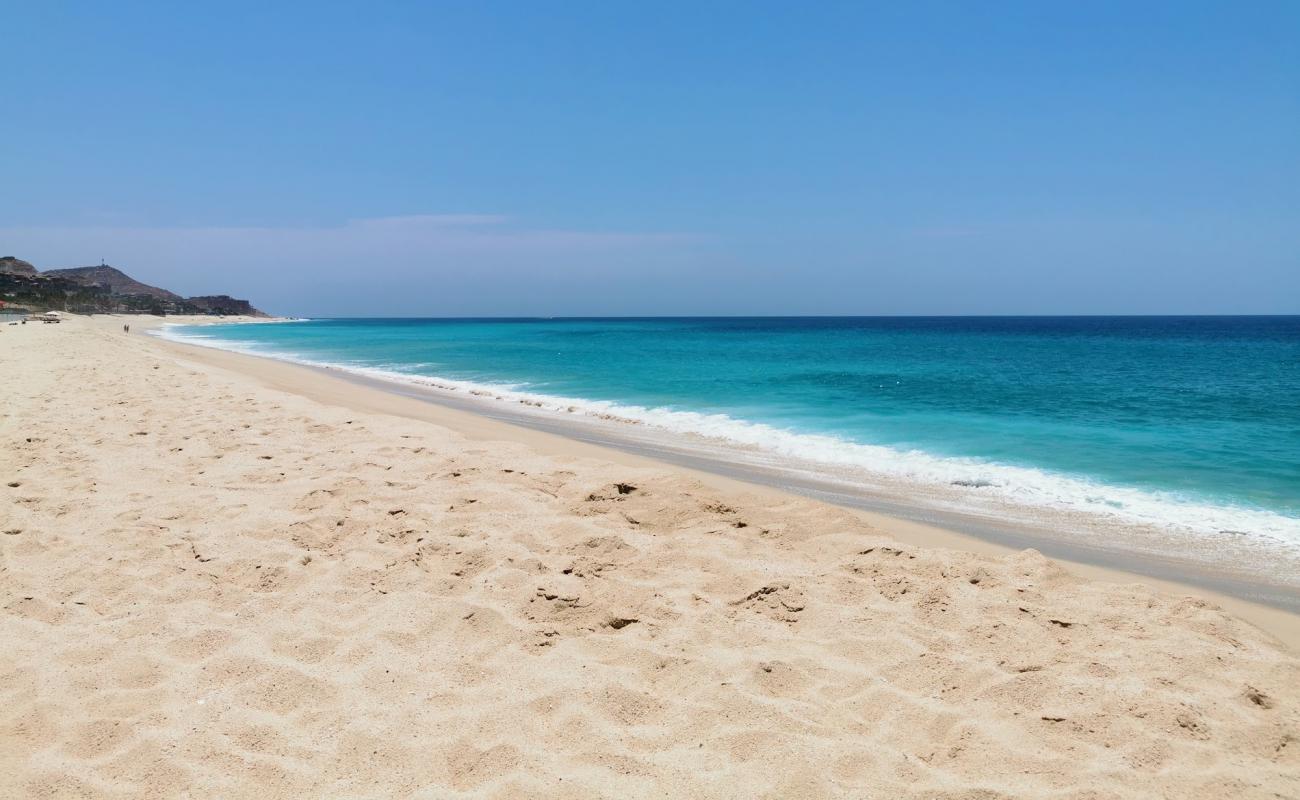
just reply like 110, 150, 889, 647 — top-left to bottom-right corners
123, 323, 130, 333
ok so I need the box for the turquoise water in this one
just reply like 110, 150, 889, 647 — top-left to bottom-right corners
164, 316, 1300, 546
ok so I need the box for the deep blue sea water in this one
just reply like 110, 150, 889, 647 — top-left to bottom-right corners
164, 316, 1300, 548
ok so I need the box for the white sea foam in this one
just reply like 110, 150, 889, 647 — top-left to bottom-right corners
155, 324, 1300, 551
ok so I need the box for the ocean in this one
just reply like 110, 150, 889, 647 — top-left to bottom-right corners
161, 316, 1300, 561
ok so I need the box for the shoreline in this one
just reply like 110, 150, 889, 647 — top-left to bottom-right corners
155, 319, 1300, 553
138, 316, 1300, 645
154, 317, 1300, 619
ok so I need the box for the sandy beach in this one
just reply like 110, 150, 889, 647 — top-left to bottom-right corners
3, 314, 1298, 799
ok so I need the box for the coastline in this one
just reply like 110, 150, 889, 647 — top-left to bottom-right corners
156, 317, 1300, 619
5, 313, 1298, 798
157, 317, 1300, 557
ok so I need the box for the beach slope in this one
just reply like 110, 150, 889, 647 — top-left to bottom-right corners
2, 316, 1298, 799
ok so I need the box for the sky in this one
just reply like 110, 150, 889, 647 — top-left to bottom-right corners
2, 1, 1297, 316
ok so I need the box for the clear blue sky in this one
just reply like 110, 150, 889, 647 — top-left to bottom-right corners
3, 1, 1297, 316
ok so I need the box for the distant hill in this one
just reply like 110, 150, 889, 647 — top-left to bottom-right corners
0, 256, 39, 276
0, 259, 266, 316
42, 266, 182, 301
185, 295, 264, 316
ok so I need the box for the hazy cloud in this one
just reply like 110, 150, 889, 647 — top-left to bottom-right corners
0, 215, 706, 314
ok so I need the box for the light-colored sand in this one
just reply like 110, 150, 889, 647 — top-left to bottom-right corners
2, 315, 1298, 799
